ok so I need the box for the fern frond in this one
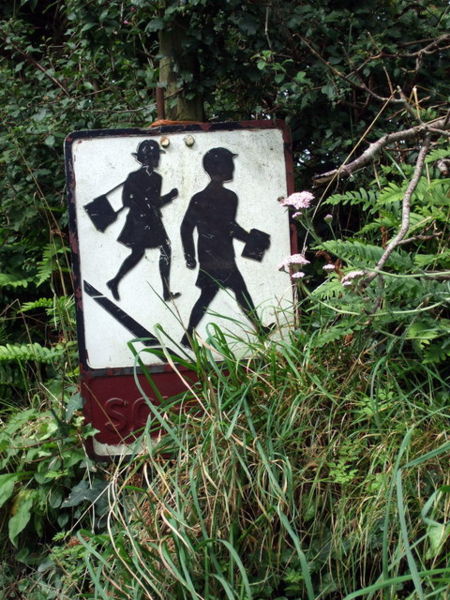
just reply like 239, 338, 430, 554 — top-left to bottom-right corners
0, 273, 34, 289
20, 298, 54, 312
416, 178, 450, 206
377, 181, 404, 205
0, 343, 63, 364
357, 214, 399, 236
377, 177, 450, 207
324, 188, 378, 211
425, 146, 450, 164
406, 318, 450, 343
317, 240, 413, 270
310, 318, 365, 348
36, 241, 68, 287
309, 276, 345, 298
379, 277, 448, 308
414, 250, 450, 269
415, 205, 449, 225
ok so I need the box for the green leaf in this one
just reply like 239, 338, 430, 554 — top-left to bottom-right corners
145, 18, 164, 32
62, 479, 107, 508
426, 524, 449, 559
81, 22, 97, 32
321, 83, 335, 100
0, 473, 19, 508
9, 490, 35, 546
66, 392, 84, 421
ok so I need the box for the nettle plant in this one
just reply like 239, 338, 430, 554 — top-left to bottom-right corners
278, 146, 449, 364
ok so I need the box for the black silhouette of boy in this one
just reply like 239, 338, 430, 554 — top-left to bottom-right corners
180, 147, 269, 346
107, 140, 180, 302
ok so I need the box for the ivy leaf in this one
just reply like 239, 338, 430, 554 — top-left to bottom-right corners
145, 18, 164, 32
321, 83, 335, 100
62, 479, 107, 508
65, 392, 84, 421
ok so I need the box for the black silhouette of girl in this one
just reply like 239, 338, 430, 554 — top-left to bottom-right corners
107, 140, 180, 302
180, 147, 269, 346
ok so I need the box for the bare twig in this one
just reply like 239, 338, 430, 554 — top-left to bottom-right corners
1, 35, 70, 97
402, 33, 450, 57
264, 4, 272, 50
429, 127, 450, 138
314, 116, 448, 184
365, 134, 431, 283
397, 232, 442, 245
297, 35, 406, 105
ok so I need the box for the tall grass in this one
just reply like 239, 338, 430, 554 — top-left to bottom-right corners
74, 315, 449, 600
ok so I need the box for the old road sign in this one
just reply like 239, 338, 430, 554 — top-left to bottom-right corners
65, 121, 295, 458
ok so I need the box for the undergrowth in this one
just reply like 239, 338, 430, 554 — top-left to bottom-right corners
1, 153, 449, 600
62, 322, 447, 600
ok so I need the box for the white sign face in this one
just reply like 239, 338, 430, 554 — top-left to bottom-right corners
68, 125, 293, 369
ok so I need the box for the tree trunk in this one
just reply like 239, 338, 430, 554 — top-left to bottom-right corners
158, 18, 204, 121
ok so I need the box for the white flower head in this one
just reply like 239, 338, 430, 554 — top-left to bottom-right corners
324, 214, 333, 223
341, 270, 365, 286
288, 253, 310, 265
291, 271, 305, 279
278, 253, 310, 273
323, 264, 335, 271
280, 191, 314, 210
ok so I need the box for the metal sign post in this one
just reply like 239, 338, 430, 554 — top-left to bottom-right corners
65, 121, 295, 458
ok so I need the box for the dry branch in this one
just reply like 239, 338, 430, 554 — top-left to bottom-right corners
314, 116, 449, 185
365, 134, 431, 283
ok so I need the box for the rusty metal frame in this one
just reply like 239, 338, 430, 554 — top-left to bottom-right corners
65, 120, 296, 459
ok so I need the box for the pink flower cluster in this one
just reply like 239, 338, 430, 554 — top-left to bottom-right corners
279, 191, 314, 216
323, 264, 335, 272
278, 253, 310, 280
341, 270, 366, 286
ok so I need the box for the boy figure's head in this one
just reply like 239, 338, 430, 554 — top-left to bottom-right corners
203, 147, 237, 182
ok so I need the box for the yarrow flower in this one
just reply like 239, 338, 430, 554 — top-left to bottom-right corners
323, 264, 335, 271
289, 253, 310, 265
324, 214, 333, 224
278, 253, 310, 273
341, 270, 365, 286
279, 191, 314, 211
291, 271, 305, 279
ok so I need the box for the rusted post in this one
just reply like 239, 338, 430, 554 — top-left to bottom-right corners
156, 87, 166, 121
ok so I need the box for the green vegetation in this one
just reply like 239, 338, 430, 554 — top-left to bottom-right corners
1, 0, 449, 598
